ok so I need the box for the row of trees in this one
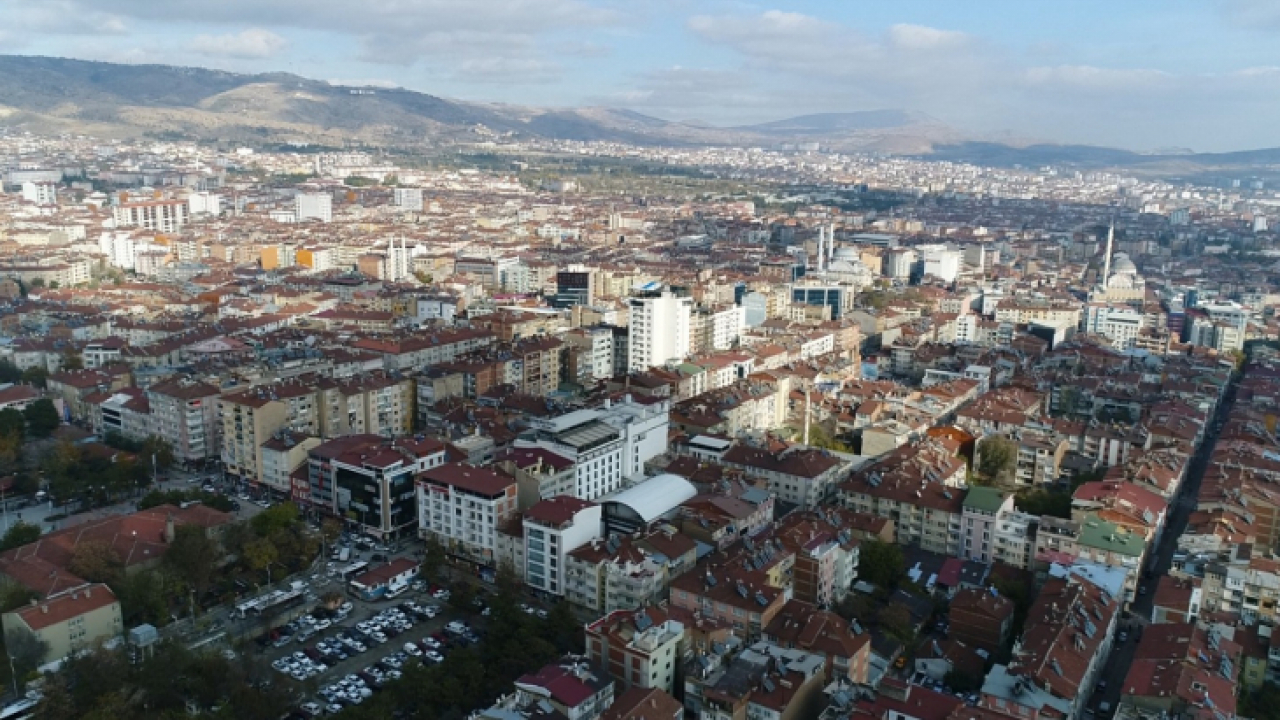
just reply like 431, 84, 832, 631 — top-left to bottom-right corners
40, 441, 155, 509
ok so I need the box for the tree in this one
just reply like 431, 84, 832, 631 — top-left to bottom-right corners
162, 525, 221, 598
242, 537, 279, 575
28, 278, 44, 289
806, 424, 852, 453
0, 407, 25, 441
68, 540, 125, 586
20, 367, 48, 390
0, 360, 20, 385
859, 539, 906, 589
976, 436, 1017, 485
423, 535, 447, 578
320, 517, 343, 547
250, 503, 300, 537
5, 627, 49, 682
138, 436, 175, 472
60, 352, 83, 371
945, 669, 984, 693
0, 581, 36, 612
0, 521, 41, 551
23, 398, 60, 437
878, 603, 915, 644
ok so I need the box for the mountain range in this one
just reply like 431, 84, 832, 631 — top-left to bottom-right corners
0, 55, 1276, 174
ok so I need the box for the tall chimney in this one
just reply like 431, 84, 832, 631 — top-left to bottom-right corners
803, 390, 811, 446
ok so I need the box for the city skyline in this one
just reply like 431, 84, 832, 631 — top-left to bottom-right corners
2, 0, 1279, 152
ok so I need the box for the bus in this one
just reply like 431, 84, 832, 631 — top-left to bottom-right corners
0, 698, 38, 720
338, 561, 370, 581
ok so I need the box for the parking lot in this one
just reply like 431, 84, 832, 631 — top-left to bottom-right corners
252, 580, 488, 716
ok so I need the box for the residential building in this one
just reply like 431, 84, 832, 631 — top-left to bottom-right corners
586, 606, 686, 696
417, 462, 519, 570
0, 584, 122, 664
295, 192, 333, 223
524, 496, 602, 597
145, 376, 220, 466
515, 659, 616, 720
112, 199, 190, 232
307, 434, 447, 540
628, 287, 692, 372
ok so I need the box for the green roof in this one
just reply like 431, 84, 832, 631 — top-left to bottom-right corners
1077, 514, 1146, 557
963, 486, 1009, 513
677, 363, 705, 376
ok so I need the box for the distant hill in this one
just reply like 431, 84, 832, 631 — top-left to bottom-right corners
0, 55, 952, 150
0, 55, 1276, 176
737, 110, 941, 135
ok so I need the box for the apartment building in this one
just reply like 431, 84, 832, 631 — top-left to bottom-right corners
112, 199, 190, 232
773, 509, 863, 607
0, 584, 122, 665
669, 568, 787, 640
840, 439, 967, 556
720, 443, 847, 508
524, 496, 602, 597
317, 372, 414, 438
417, 462, 519, 569
628, 287, 692, 372
260, 431, 322, 501
145, 376, 220, 465
566, 535, 668, 615
307, 434, 447, 540
586, 606, 685, 696
219, 389, 290, 491
960, 487, 1038, 569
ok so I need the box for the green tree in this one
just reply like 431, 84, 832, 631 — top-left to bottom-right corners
250, 502, 299, 537
161, 525, 221, 598
60, 352, 83, 371
859, 539, 906, 589
0, 360, 20, 384
23, 398, 60, 437
0, 521, 41, 551
806, 424, 852, 452
945, 669, 984, 693
0, 407, 25, 440
5, 627, 49, 683
116, 570, 169, 627
28, 278, 44, 289
68, 540, 125, 586
878, 603, 915, 643
138, 436, 175, 472
20, 367, 49, 390
242, 537, 279, 575
976, 435, 1017, 484
423, 535, 447, 578
0, 581, 36, 612
1016, 487, 1072, 519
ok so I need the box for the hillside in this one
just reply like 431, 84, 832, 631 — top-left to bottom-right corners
0, 55, 947, 149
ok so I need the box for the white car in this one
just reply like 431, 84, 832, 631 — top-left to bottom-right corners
403, 643, 422, 657
424, 650, 444, 663
370, 632, 387, 644
315, 619, 332, 631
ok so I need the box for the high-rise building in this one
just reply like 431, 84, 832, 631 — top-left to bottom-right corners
393, 187, 424, 211
627, 286, 691, 372
295, 192, 332, 223
919, 243, 962, 282
554, 271, 595, 308
20, 181, 57, 206
112, 199, 190, 233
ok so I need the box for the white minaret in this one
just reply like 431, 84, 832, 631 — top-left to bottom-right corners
1101, 222, 1114, 287
827, 223, 835, 263
816, 227, 825, 272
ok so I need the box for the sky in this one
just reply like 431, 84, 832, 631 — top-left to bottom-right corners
2, 0, 1279, 152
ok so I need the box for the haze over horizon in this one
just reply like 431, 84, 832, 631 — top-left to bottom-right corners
2, 0, 1279, 153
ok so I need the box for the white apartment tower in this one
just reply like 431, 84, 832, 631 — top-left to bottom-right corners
627, 286, 692, 373
295, 192, 333, 223
393, 187, 424, 211
21, 182, 58, 206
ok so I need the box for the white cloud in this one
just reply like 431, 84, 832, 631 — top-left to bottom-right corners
886, 23, 971, 50
191, 28, 287, 59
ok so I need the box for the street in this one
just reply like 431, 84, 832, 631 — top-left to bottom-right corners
6, 464, 268, 537
1087, 377, 1238, 717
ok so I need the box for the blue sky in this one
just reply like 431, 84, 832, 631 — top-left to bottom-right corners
2, 0, 1279, 151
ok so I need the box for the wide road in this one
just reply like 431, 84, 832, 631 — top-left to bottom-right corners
1089, 376, 1239, 717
